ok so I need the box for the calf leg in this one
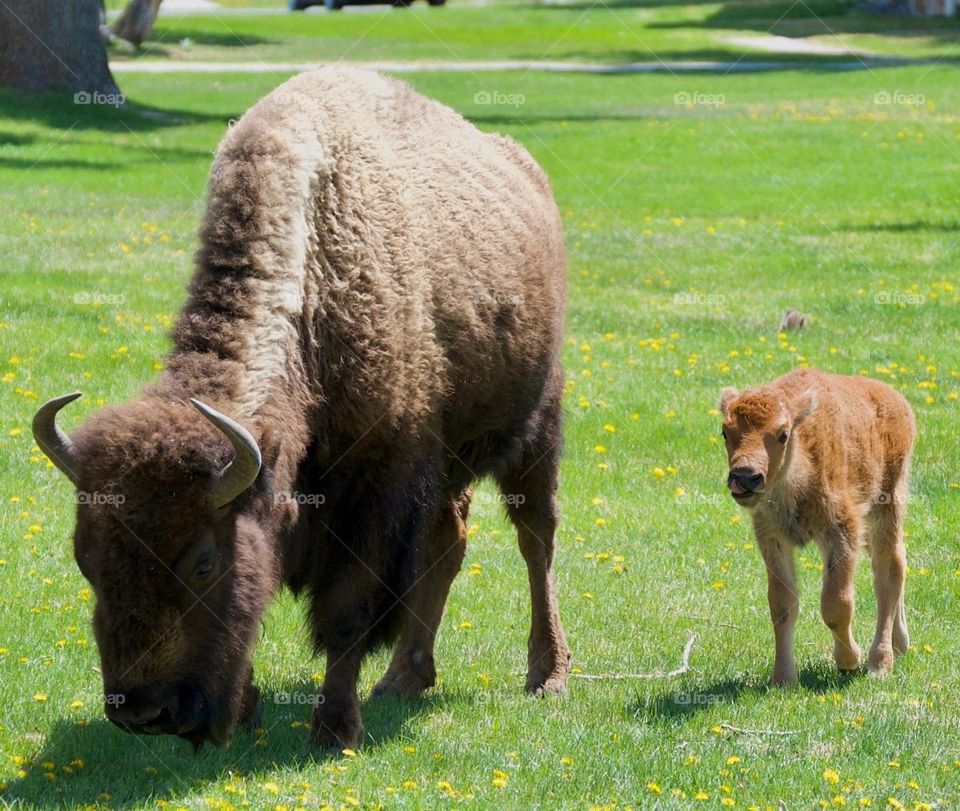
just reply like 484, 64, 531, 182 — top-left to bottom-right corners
758, 534, 800, 686
867, 501, 908, 676
372, 487, 471, 698
820, 527, 862, 672
498, 384, 571, 694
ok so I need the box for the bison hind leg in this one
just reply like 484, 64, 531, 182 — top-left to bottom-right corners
496, 378, 571, 696
372, 486, 471, 699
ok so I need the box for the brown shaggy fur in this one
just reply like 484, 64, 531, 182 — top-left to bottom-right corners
53, 67, 571, 748
720, 368, 915, 685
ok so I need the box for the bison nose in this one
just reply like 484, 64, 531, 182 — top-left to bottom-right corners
104, 688, 171, 732
728, 467, 764, 493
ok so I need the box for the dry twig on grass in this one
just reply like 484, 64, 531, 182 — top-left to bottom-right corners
572, 633, 697, 681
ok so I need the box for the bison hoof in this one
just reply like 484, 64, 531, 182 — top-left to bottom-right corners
525, 656, 571, 696
371, 671, 434, 700
310, 702, 363, 750
526, 674, 568, 697
240, 683, 262, 731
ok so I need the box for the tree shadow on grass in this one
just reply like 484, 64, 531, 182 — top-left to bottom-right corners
630, 661, 861, 726
5, 683, 445, 807
839, 220, 960, 233
645, 0, 960, 42
0, 87, 234, 133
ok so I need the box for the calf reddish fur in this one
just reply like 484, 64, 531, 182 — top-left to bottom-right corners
720, 368, 915, 684
50, 67, 571, 748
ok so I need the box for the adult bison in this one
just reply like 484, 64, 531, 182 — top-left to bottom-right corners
33, 67, 571, 748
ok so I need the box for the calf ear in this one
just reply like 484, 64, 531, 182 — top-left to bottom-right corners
719, 387, 738, 415
791, 389, 818, 424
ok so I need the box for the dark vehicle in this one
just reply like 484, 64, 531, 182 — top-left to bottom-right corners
291, 0, 444, 9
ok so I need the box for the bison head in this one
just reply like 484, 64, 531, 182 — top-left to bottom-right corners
719, 385, 817, 507
33, 394, 278, 747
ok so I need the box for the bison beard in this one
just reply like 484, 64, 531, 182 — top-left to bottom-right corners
33, 67, 571, 749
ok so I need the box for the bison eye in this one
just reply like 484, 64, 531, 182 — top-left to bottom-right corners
195, 553, 215, 578
778, 431, 789, 444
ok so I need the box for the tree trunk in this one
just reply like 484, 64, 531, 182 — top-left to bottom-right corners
111, 0, 163, 48
0, 0, 119, 95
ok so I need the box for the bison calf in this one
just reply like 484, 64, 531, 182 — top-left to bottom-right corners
719, 368, 914, 684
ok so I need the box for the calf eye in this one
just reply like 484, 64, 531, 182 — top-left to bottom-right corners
778, 431, 789, 444
721, 429, 727, 440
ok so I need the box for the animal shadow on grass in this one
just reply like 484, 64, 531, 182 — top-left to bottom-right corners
5, 682, 443, 807
630, 661, 860, 726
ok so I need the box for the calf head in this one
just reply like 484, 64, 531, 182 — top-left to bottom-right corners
33, 394, 279, 747
719, 385, 817, 507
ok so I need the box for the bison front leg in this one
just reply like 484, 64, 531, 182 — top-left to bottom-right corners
311, 646, 364, 749
372, 487, 470, 699
758, 534, 800, 686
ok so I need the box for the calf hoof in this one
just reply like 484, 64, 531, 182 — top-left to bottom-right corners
868, 645, 894, 677
310, 700, 363, 750
892, 629, 909, 656
834, 642, 861, 673
771, 663, 798, 687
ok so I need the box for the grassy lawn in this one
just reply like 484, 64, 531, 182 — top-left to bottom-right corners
2, 20, 960, 811
100, 0, 960, 65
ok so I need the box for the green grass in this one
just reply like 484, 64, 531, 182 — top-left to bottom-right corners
101, 0, 960, 65
3, 16, 960, 811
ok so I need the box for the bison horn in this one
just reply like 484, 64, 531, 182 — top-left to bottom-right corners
32, 392, 84, 485
190, 399, 262, 508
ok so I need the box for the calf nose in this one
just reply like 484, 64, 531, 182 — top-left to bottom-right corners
729, 467, 764, 491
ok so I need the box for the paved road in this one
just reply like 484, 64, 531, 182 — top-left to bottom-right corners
110, 56, 929, 74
